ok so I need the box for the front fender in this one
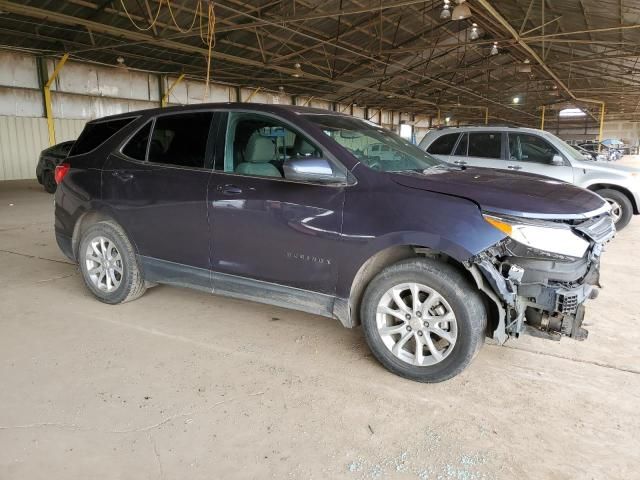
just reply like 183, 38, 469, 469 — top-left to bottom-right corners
335, 186, 506, 299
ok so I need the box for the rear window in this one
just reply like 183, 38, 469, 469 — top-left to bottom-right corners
468, 132, 502, 159
69, 118, 135, 156
427, 133, 459, 155
147, 112, 214, 168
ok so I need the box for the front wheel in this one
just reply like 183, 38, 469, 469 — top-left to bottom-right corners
596, 188, 632, 230
360, 258, 487, 383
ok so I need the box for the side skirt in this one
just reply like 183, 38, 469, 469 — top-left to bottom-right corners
138, 255, 351, 326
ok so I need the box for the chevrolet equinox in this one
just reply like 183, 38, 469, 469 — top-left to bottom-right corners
54, 104, 615, 382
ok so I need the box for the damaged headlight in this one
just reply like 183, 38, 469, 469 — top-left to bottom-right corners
483, 214, 590, 259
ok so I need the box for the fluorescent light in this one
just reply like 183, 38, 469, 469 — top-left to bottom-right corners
559, 108, 586, 117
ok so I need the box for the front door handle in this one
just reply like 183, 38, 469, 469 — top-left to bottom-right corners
453, 160, 467, 166
220, 184, 243, 195
507, 165, 522, 170
112, 171, 134, 181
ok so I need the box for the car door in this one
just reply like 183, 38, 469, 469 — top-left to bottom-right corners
102, 111, 220, 289
208, 111, 345, 300
463, 131, 506, 169
506, 132, 574, 183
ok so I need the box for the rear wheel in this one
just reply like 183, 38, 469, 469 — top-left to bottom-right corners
360, 258, 486, 383
596, 188, 632, 230
43, 170, 57, 194
78, 221, 146, 304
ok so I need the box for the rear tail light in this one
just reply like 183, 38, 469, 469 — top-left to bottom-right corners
54, 163, 70, 184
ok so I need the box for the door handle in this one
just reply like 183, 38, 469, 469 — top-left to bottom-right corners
221, 184, 243, 195
507, 165, 522, 170
112, 171, 134, 181
453, 160, 467, 166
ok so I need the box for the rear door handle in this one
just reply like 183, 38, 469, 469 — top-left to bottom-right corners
112, 171, 134, 181
453, 160, 467, 166
220, 184, 243, 195
507, 165, 522, 170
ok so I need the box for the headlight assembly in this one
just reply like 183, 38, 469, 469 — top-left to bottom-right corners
483, 214, 590, 259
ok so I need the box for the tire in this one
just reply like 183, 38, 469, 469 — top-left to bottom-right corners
360, 258, 486, 383
43, 170, 57, 194
78, 220, 146, 304
596, 188, 633, 231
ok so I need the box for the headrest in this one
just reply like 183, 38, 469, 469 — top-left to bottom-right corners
245, 133, 275, 163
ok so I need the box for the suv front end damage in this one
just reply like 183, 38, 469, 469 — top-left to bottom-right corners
466, 213, 615, 343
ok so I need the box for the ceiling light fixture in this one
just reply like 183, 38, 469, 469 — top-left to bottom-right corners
440, 0, 451, 20
512, 96, 520, 104
452, 0, 471, 20
469, 22, 480, 40
292, 62, 303, 78
490, 41, 498, 55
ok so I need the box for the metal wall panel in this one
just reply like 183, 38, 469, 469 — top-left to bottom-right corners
0, 116, 49, 181
0, 51, 39, 89
0, 87, 44, 117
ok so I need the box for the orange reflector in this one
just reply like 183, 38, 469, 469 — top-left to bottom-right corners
484, 216, 513, 236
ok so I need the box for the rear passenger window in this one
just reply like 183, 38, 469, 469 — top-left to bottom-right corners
148, 112, 214, 168
427, 133, 459, 155
468, 132, 501, 159
69, 117, 135, 155
453, 133, 468, 156
122, 122, 151, 161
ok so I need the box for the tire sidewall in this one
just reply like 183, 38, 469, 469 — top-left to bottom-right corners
43, 170, 57, 194
361, 260, 484, 382
597, 188, 632, 230
78, 222, 137, 304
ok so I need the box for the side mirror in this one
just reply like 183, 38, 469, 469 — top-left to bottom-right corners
283, 157, 347, 184
551, 154, 564, 166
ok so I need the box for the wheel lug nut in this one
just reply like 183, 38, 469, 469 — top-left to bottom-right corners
405, 314, 411, 320
416, 311, 422, 318
424, 321, 429, 328
406, 326, 412, 331
417, 331, 423, 336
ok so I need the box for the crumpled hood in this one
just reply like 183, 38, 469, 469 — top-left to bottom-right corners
391, 167, 608, 219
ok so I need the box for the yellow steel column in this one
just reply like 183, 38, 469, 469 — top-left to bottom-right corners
44, 53, 69, 146
244, 87, 262, 103
598, 103, 606, 152
540, 105, 546, 130
161, 73, 185, 107
485, 107, 489, 125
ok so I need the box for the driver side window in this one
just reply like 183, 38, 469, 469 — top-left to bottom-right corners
509, 133, 559, 164
222, 113, 322, 179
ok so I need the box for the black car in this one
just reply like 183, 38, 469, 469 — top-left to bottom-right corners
36, 140, 75, 193
53, 104, 614, 382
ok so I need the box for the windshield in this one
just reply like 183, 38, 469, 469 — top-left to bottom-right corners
543, 131, 590, 162
303, 114, 441, 172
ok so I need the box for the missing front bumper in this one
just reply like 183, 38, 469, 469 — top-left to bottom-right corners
466, 242, 602, 344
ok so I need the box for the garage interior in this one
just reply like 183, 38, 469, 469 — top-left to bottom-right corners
1, 1, 639, 479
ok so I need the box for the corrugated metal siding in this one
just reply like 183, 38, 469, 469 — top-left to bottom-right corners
0, 117, 86, 180
0, 116, 49, 180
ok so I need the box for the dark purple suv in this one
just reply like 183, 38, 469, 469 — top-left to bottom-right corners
54, 104, 614, 382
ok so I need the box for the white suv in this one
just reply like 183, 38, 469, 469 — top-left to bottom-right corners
419, 126, 640, 230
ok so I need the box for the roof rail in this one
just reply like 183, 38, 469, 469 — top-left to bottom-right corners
433, 123, 521, 130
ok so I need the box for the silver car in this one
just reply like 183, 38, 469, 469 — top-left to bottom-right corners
419, 126, 640, 230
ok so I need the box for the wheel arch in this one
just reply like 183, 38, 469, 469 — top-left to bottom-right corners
344, 244, 476, 328
71, 208, 137, 261
586, 183, 638, 214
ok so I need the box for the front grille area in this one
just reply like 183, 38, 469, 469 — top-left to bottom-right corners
556, 293, 579, 314
574, 215, 616, 244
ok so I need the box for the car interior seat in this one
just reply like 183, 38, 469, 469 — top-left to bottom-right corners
235, 132, 282, 177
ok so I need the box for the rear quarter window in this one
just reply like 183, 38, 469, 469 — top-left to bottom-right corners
426, 133, 460, 155
69, 117, 135, 156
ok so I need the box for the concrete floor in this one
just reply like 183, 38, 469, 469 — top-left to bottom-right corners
1, 170, 639, 480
